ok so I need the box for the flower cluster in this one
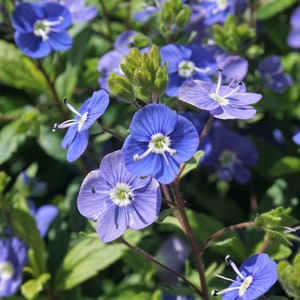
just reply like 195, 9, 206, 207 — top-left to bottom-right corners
12, 2, 72, 58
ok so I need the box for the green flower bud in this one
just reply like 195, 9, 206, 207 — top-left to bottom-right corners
175, 5, 191, 29
108, 73, 135, 102
133, 68, 152, 102
148, 45, 161, 71
152, 65, 169, 96
120, 48, 141, 82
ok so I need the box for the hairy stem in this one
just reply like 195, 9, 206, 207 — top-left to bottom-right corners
198, 221, 256, 254
122, 238, 203, 297
171, 182, 210, 300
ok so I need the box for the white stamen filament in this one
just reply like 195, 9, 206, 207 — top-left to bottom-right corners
134, 133, 176, 162
222, 82, 243, 99
33, 16, 64, 41
225, 255, 245, 280
109, 183, 134, 206
215, 68, 223, 94
52, 98, 88, 132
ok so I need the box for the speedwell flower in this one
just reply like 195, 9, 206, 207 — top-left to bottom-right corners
122, 104, 199, 184
178, 69, 262, 120
12, 2, 72, 58
293, 131, 300, 145
257, 55, 292, 93
0, 236, 28, 297
160, 44, 216, 97
202, 127, 258, 184
287, 6, 300, 49
212, 254, 278, 300
77, 150, 162, 243
41, 0, 98, 23
53, 90, 109, 162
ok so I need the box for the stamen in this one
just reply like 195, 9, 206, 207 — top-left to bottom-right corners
215, 68, 223, 94
211, 285, 241, 296
63, 98, 82, 118
223, 82, 243, 99
225, 255, 245, 280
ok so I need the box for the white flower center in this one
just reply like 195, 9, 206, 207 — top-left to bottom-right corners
133, 133, 176, 162
178, 60, 195, 78
109, 183, 134, 206
0, 261, 14, 280
209, 93, 230, 105
33, 17, 64, 41
78, 112, 88, 132
239, 275, 253, 296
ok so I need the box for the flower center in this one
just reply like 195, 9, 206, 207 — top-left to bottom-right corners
133, 133, 176, 162
0, 261, 14, 280
33, 17, 63, 41
209, 92, 230, 105
219, 150, 237, 167
217, 0, 228, 11
239, 275, 253, 296
178, 60, 195, 78
109, 183, 134, 206
52, 98, 89, 132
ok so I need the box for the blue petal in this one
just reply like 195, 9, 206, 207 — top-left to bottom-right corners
293, 131, 300, 145
48, 31, 72, 51
41, 2, 72, 29
66, 130, 89, 162
152, 154, 181, 184
35, 205, 58, 237
12, 2, 43, 32
160, 44, 192, 73
179, 80, 220, 111
128, 180, 161, 230
77, 170, 114, 220
97, 205, 129, 242
129, 104, 177, 141
79, 90, 109, 130
165, 72, 186, 97
122, 135, 156, 176
169, 115, 199, 163
14, 32, 51, 58
61, 125, 78, 148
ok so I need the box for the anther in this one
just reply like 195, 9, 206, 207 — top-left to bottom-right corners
211, 289, 219, 296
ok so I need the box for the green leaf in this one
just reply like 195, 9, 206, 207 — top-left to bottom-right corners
179, 150, 205, 178
38, 126, 67, 162
0, 40, 49, 96
21, 273, 51, 300
158, 283, 196, 297
257, 0, 297, 20
269, 156, 300, 176
11, 207, 46, 277
54, 237, 127, 291
278, 252, 300, 300
0, 107, 40, 165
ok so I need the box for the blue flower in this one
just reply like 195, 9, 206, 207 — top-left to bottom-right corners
160, 44, 216, 97
12, 2, 72, 58
41, 0, 98, 23
287, 6, 300, 49
156, 236, 190, 285
28, 201, 58, 237
77, 150, 162, 243
53, 90, 109, 162
201, 0, 235, 25
0, 236, 28, 297
202, 127, 258, 184
122, 104, 199, 184
257, 55, 292, 93
212, 254, 278, 300
293, 131, 300, 145
178, 69, 262, 120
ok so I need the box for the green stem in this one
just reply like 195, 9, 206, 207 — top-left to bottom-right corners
199, 114, 214, 144
98, 0, 114, 43
99, 123, 126, 141
198, 221, 256, 254
121, 238, 203, 297
36, 59, 66, 120
171, 182, 210, 300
